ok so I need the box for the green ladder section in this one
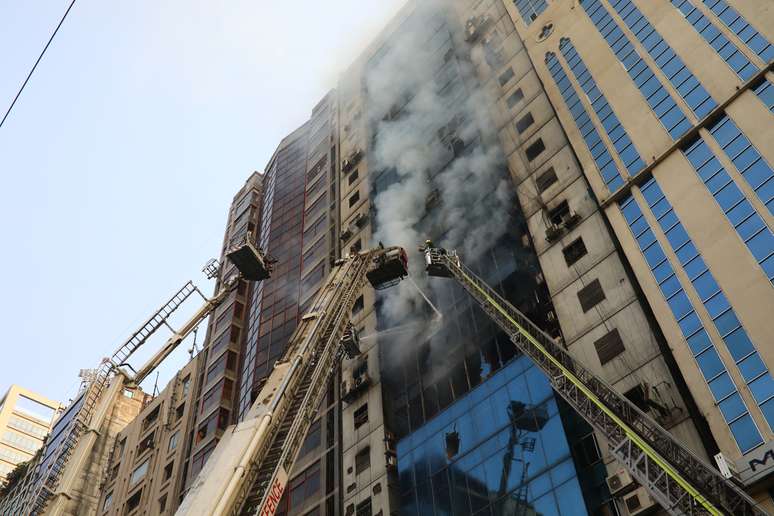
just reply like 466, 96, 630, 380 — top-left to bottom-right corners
424, 248, 764, 516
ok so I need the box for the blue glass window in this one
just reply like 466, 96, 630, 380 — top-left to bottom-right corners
559, 38, 646, 175
607, 0, 717, 118
702, 0, 774, 63
707, 116, 774, 216
396, 358, 589, 516
545, 52, 625, 192
681, 135, 774, 283
514, 0, 548, 25
671, 0, 757, 81
752, 78, 774, 113
619, 188, 768, 450
640, 177, 774, 433
579, 0, 692, 138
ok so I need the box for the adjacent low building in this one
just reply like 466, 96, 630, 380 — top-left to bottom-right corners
0, 385, 62, 484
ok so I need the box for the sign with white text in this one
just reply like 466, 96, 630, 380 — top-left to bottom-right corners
259, 466, 289, 516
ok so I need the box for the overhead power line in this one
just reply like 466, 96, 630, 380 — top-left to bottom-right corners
0, 0, 77, 130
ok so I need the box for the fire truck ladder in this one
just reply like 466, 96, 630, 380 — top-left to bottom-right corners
21, 281, 198, 515
234, 251, 374, 515
176, 246, 407, 516
424, 248, 764, 516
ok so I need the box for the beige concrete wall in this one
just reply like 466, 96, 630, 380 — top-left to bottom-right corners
504, 0, 774, 480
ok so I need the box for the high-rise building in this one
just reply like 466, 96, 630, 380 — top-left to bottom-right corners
84, 1, 774, 515
331, 0, 774, 514
506, 0, 774, 503
0, 386, 62, 484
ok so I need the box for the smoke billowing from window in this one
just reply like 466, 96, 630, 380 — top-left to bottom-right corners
362, 1, 517, 376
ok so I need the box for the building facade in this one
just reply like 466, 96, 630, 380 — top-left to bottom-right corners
332, 0, 774, 514
184, 172, 263, 489
96, 358, 199, 516
502, 0, 774, 507
0, 385, 62, 483
90, 1, 774, 515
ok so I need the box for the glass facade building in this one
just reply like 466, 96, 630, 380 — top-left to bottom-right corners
396, 356, 591, 516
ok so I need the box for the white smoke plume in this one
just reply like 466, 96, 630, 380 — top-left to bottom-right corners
363, 0, 517, 376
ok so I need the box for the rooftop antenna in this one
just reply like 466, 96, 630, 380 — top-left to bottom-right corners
152, 371, 160, 398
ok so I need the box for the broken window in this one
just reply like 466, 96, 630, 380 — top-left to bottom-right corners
548, 200, 570, 225
562, 237, 588, 266
624, 384, 650, 413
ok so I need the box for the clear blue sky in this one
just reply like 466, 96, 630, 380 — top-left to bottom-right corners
0, 0, 405, 404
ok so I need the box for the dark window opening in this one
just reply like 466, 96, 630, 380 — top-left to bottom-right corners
137, 431, 155, 455
163, 461, 173, 481
516, 112, 535, 134
356, 498, 372, 516
141, 405, 160, 432
594, 328, 625, 365
355, 447, 370, 474
562, 237, 588, 266
525, 138, 546, 161
348, 169, 359, 185
298, 419, 321, 460
572, 433, 602, 469
506, 88, 524, 108
352, 296, 364, 315
548, 200, 570, 225
498, 67, 515, 86
624, 384, 650, 413
349, 191, 360, 207
536, 167, 557, 192
125, 489, 142, 513
354, 404, 368, 429
578, 279, 606, 312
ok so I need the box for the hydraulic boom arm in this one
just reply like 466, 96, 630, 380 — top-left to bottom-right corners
176, 245, 408, 516
423, 247, 764, 516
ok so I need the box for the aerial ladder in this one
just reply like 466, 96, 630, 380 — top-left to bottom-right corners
422, 246, 765, 516
0, 239, 273, 516
176, 245, 408, 516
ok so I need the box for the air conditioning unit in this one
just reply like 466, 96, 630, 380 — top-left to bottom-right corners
606, 469, 635, 495
351, 212, 369, 228
623, 487, 657, 515
545, 224, 563, 242
342, 372, 371, 404
340, 226, 354, 242
563, 210, 582, 228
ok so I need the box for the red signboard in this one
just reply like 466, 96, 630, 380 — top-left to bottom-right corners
259, 466, 288, 516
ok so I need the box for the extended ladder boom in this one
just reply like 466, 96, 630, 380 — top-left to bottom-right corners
0, 242, 272, 516
423, 247, 764, 516
176, 245, 407, 516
